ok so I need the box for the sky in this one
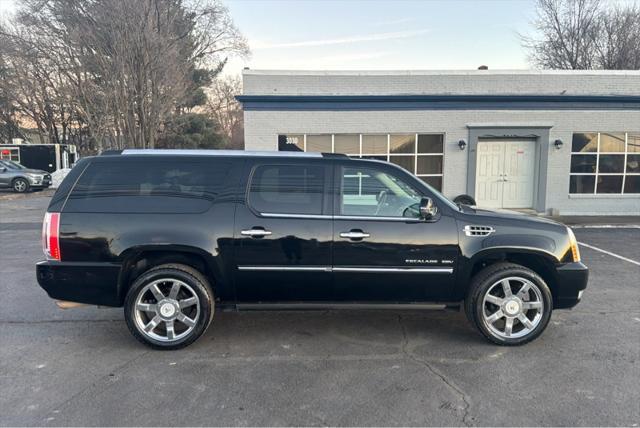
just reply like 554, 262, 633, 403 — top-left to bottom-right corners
0, 0, 541, 75
222, 0, 537, 75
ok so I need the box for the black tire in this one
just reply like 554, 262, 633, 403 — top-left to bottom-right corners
464, 262, 553, 346
124, 263, 214, 350
12, 178, 30, 193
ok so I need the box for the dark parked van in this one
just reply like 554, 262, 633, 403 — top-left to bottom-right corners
36, 150, 588, 349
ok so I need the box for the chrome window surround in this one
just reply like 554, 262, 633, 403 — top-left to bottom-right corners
259, 212, 424, 222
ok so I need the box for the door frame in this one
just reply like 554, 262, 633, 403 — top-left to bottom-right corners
466, 125, 552, 213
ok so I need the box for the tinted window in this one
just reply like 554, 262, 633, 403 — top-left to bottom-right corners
249, 164, 325, 215
65, 159, 234, 213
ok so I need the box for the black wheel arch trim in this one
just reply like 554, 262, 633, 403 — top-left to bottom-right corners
454, 246, 560, 301
116, 244, 229, 305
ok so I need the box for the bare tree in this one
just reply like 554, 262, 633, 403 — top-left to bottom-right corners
593, 5, 640, 70
205, 75, 243, 149
0, 0, 248, 153
522, 0, 640, 70
0, 20, 79, 145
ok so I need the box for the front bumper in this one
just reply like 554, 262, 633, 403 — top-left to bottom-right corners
554, 261, 589, 309
28, 176, 52, 188
36, 261, 122, 307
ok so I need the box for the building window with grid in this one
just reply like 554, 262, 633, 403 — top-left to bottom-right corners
277, 133, 445, 191
570, 132, 640, 195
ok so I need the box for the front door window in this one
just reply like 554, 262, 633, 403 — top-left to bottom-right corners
340, 166, 422, 218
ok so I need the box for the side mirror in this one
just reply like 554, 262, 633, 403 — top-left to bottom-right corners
0, 167, 6, 172
419, 197, 438, 220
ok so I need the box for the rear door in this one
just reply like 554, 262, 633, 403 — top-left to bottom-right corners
332, 161, 459, 302
233, 159, 334, 302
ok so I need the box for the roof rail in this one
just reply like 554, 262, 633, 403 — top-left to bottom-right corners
100, 149, 123, 155
119, 149, 349, 158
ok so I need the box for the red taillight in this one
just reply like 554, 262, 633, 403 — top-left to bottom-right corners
42, 212, 61, 261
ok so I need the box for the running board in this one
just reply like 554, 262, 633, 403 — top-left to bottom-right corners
233, 302, 457, 311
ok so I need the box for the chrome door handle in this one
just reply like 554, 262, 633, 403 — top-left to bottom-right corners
241, 228, 272, 237
340, 231, 370, 239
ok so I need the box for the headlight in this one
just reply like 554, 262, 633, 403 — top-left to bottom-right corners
567, 227, 581, 262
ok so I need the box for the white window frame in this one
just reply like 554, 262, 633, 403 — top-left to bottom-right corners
569, 132, 640, 195
278, 133, 445, 190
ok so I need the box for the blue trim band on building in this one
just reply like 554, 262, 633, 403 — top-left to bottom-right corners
236, 94, 640, 111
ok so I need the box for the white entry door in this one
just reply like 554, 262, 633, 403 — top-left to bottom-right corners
475, 140, 536, 209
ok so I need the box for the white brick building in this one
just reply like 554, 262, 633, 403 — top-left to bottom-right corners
239, 70, 640, 216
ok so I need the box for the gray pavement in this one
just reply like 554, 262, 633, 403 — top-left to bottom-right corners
1, 192, 639, 426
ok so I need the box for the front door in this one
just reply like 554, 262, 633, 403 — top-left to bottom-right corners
332, 162, 459, 302
233, 160, 333, 302
475, 140, 536, 209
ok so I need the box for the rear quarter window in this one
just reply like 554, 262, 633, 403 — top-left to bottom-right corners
64, 158, 235, 214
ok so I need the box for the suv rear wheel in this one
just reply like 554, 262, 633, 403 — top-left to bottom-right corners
124, 263, 214, 350
465, 262, 553, 345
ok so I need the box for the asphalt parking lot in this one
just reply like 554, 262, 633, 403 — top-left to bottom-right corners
1, 191, 639, 427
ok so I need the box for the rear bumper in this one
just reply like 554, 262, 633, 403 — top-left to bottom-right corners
554, 261, 589, 309
36, 261, 122, 307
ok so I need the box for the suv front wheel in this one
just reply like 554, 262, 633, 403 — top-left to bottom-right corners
465, 262, 553, 346
124, 263, 214, 350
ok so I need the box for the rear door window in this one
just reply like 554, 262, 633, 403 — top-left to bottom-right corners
65, 159, 235, 213
248, 164, 325, 215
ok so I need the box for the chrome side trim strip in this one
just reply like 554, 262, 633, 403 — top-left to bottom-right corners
237, 266, 331, 272
237, 302, 449, 311
238, 266, 453, 273
260, 212, 332, 219
333, 267, 453, 273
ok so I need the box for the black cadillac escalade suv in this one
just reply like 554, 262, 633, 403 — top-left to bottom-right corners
36, 150, 588, 349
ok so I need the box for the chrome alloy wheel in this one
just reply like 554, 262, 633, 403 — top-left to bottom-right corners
481, 276, 544, 339
133, 278, 200, 342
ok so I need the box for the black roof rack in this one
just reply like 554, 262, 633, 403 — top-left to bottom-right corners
320, 153, 349, 158
100, 149, 123, 155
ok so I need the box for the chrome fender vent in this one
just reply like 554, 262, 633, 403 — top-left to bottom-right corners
463, 225, 495, 237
